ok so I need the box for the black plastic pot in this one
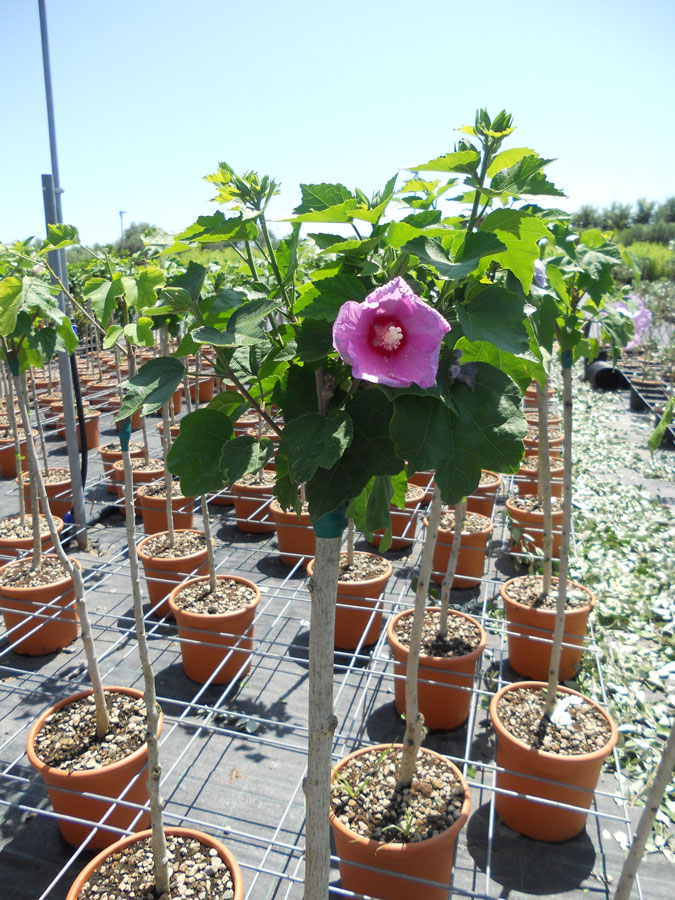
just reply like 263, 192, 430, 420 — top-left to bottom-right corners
586, 361, 626, 390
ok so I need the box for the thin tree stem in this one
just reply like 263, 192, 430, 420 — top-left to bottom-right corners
304, 535, 341, 900
397, 488, 442, 790
15, 373, 41, 567
121, 446, 170, 894
613, 719, 675, 900
160, 328, 174, 546
438, 499, 466, 637
30, 373, 50, 478
3, 364, 26, 527
544, 364, 573, 717
16, 371, 109, 735
200, 495, 217, 592
537, 381, 554, 597
346, 518, 355, 567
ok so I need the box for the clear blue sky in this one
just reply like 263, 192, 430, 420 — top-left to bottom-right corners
2, 0, 674, 246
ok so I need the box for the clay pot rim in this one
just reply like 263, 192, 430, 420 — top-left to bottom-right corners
0, 515, 64, 546
500, 577, 596, 614
387, 606, 488, 664
269, 498, 310, 519
168, 574, 261, 620
137, 529, 210, 564
329, 743, 471, 850
135, 483, 192, 502
20, 468, 72, 486
489, 681, 618, 763
0, 427, 38, 445
505, 496, 563, 518
306, 551, 393, 587
26, 686, 163, 779
0, 553, 80, 593
518, 456, 563, 474
97, 443, 144, 456
65, 826, 243, 900
111, 458, 164, 473
426, 512, 494, 537
232, 474, 276, 490
475, 469, 502, 489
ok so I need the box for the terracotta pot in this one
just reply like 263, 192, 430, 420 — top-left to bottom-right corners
22, 468, 73, 519
65, 826, 243, 900
233, 414, 260, 436
57, 410, 101, 452
370, 486, 427, 550
501, 577, 596, 681
524, 384, 554, 408
37, 392, 62, 409
0, 429, 38, 477
171, 386, 183, 415
387, 607, 487, 730
430, 512, 493, 588
330, 744, 471, 900
524, 429, 564, 457
0, 515, 63, 560
466, 470, 502, 518
269, 500, 314, 564
209, 487, 234, 507
407, 469, 435, 504
169, 574, 260, 684
306, 553, 392, 650
137, 529, 210, 617
517, 455, 564, 498
232, 477, 276, 533
111, 458, 164, 503
27, 687, 163, 851
97, 442, 146, 494
505, 496, 562, 558
489, 681, 618, 841
0, 554, 78, 655
82, 381, 117, 408
246, 425, 282, 443
189, 375, 216, 403
137, 484, 195, 535
525, 414, 562, 428
156, 421, 180, 440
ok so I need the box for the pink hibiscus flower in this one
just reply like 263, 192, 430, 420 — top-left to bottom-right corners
332, 277, 451, 389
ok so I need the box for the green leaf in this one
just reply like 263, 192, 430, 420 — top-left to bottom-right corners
135, 267, 165, 309
296, 273, 368, 321
457, 284, 529, 354
122, 276, 138, 309
158, 287, 192, 312
57, 317, 78, 354
481, 210, 551, 292
391, 363, 526, 505
102, 324, 124, 350
454, 338, 543, 392
404, 237, 482, 281
177, 211, 258, 244
293, 183, 354, 214
124, 317, 154, 347
193, 297, 280, 347
207, 390, 248, 422
170, 261, 207, 302
84, 277, 123, 328
167, 408, 233, 496
487, 147, 536, 177
114, 357, 186, 420
279, 410, 353, 483
295, 318, 335, 362
412, 150, 480, 173
220, 435, 275, 486
305, 390, 403, 520
290, 200, 362, 224
40, 223, 80, 251
0, 276, 23, 336
490, 155, 565, 197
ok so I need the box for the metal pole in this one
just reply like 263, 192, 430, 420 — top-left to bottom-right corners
38, 2, 87, 548
119, 210, 126, 241
41, 176, 88, 548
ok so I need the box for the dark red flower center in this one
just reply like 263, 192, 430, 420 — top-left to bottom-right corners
371, 318, 405, 355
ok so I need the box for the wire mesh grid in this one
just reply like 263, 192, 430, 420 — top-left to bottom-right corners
0, 389, 652, 900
